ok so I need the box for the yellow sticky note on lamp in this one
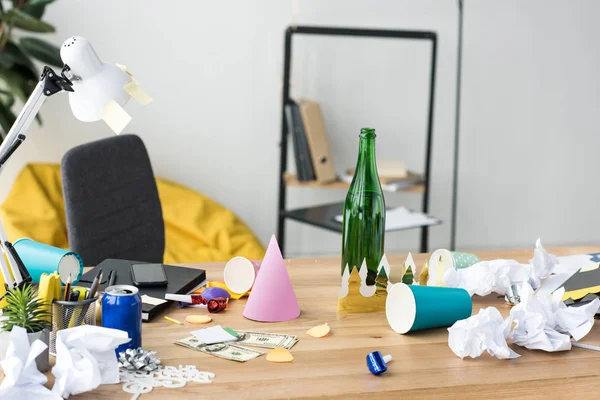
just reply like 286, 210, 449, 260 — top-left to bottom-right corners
124, 81, 153, 106
102, 100, 132, 134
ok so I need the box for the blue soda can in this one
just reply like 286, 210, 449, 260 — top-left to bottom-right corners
102, 285, 142, 354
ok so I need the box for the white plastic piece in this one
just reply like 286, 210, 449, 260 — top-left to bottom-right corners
572, 342, 600, 352
383, 354, 392, 364
120, 365, 214, 398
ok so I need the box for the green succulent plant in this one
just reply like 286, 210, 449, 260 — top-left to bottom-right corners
0, 0, 62, 138
1, 283, 51, 333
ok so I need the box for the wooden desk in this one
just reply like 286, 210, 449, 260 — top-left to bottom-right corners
8, 246, 600, 398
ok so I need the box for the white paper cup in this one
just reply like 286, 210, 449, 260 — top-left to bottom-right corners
224, 256, 261, 294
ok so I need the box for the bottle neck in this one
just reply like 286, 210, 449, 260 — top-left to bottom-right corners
356, 133, 377, 171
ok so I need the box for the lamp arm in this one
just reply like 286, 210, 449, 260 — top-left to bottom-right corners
0, 66, 73, 291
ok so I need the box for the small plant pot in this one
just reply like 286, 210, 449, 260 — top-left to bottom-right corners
27, 328, 50, 372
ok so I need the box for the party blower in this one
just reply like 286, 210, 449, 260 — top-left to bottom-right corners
0, 36, 150, 292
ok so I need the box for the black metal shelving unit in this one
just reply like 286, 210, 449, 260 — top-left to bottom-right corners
276, 25, 438, 257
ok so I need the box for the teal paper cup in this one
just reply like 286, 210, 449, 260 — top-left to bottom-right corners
427, 249, 480, 286
386, 283, 472, 334
14, 238, 83, 285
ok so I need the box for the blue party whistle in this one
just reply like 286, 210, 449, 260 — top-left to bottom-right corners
366, 351, 393, 375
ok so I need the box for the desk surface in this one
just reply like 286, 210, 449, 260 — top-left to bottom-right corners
12, 246, 600, 398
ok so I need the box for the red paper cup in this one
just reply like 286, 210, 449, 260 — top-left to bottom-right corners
223, 256, 261, 294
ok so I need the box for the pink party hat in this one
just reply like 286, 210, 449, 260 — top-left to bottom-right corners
243, 235, 300, 322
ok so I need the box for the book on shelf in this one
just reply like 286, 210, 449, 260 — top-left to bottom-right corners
297, 99, 337, 183
285, 100, 315, 181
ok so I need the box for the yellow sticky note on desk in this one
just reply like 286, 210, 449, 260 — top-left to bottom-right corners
102, 100, 132, 134
124, 81, 153, 105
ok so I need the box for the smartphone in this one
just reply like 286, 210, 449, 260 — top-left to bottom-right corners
131, 263, 168, 287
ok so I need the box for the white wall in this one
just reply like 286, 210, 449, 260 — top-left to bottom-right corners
2, 0, 599, 257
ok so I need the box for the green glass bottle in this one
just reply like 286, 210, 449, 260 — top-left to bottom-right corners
338, 127, 386, 313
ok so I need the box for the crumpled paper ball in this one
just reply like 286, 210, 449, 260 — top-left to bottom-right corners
448, 307, 520, 359
509, 284, 600, 351
444, 259, 530, 297
529, 238, 558, 290
443, 238, 561, 297
448, 283, 600, 359
52, 325, 131, 398
0, 326, 61, 399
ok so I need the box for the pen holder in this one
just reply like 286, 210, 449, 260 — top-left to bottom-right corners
50, 297, 98, 355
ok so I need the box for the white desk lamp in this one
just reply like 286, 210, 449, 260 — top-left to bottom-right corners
0, 36, 142, 291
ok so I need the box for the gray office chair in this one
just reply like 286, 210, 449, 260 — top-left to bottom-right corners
61, 134, 165, 266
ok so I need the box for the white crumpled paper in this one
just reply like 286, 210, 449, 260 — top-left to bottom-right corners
0, 326, 61, 400
448, 283, 600, 359
443, 238, 562, 296
529, 238, 558, 289
448, 307, 520, 359
52, 325, 130, 398
509, 284, 600, 351
444, 259, 530, 296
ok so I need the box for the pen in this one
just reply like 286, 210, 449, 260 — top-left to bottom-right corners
87, 267, 103, 300
91, 273, 103, 298
108, 270, 117, 287
63, 273, 72, 301
69, 289, 80, 302
164, 316, 183, 325
76, 268, 102, 327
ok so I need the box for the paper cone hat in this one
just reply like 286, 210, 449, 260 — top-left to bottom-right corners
243, 235, 300, 322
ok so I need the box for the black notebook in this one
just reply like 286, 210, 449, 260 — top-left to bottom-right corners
79, 259, 206, 322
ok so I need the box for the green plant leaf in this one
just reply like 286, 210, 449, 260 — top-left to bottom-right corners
20, 4, 46, 19
0, 64, 39, 104
25, 0, 56, 5
0, 284, 51, 333
0, 53, 15, 69
2, 9, 55, 33
0, 89, 15, 108
13, 0, 55, 18
20, 37, 62, 67
2, 41, 36, 70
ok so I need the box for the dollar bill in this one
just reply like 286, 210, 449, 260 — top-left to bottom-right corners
175, 336, 263, 362
235, 331, 298, 350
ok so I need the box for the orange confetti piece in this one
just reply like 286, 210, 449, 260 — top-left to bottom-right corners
266, 348, 294, 363
185, 315, 212, 324
306, 323, 330, 338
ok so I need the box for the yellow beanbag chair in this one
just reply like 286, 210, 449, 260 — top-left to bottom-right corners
0, 164, 265, 264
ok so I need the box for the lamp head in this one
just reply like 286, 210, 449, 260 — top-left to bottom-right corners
60, 36, 131, 122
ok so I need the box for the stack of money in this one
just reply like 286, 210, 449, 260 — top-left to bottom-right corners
175, 331, 298, 362
235, 331, 298, 350
175, 336, 264, 362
